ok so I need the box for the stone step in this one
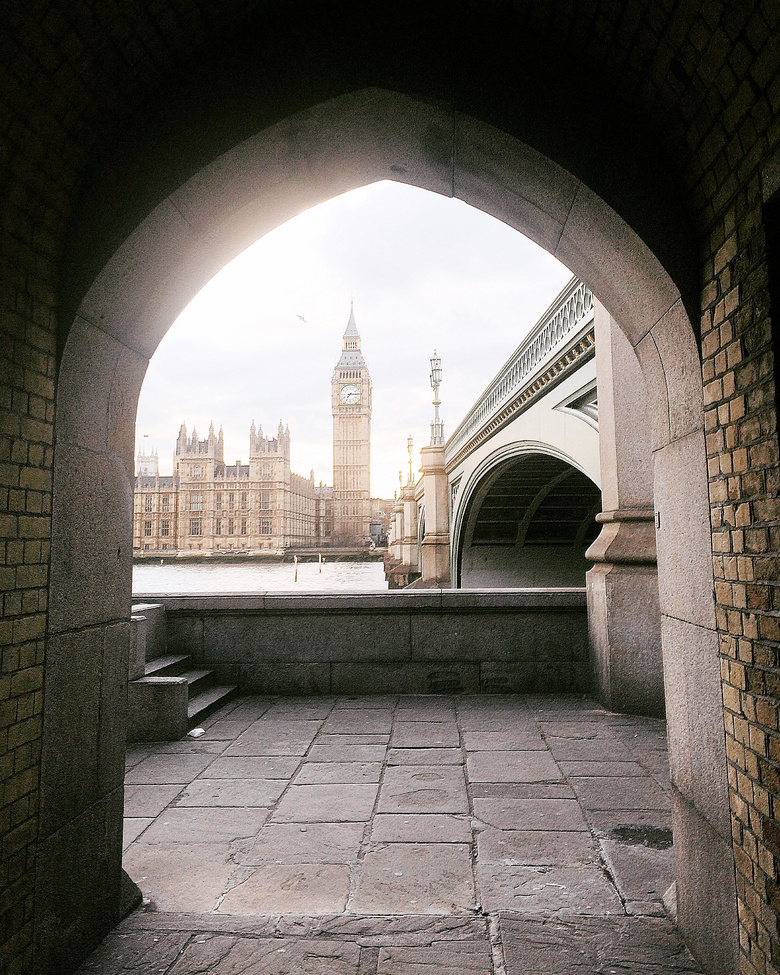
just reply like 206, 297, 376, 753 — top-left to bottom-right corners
144, 653, 191, 678
188, 684, 238, 726
184, 669, 214, 695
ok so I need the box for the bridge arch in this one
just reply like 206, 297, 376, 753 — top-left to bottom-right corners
48, 86, 731, 972
453, 445, 601, 588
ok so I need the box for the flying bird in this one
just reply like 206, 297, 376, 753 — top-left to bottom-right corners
297, 315, 308, 324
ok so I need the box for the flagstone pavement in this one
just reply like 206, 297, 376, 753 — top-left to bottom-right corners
78, 694, 706, 974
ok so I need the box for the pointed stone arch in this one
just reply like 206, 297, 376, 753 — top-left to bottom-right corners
45, 87, 735, 972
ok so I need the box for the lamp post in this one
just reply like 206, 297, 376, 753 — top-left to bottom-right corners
407, 435, 414, 485
430, 350, 444, 445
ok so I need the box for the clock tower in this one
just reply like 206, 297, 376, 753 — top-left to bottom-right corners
332, 302, 372, 545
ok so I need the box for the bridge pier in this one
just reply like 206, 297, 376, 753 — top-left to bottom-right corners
586, 302, 663, 717
384, 482, 420, 588
419, 444, 451, 587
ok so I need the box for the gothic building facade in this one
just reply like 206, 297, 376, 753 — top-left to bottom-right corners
133, 420, 324, 554
133, 304, 376, 555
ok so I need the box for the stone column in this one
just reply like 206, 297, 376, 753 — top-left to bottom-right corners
419, 444, 451, 586
400, 482, 419, 575
586, 301, 663, 716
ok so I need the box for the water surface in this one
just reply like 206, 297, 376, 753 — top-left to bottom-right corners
132, 559, 389, 594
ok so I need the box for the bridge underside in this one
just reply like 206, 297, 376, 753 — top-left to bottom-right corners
459, 453, 602, 588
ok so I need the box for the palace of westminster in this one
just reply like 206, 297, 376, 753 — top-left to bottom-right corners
132, 305, 384, 554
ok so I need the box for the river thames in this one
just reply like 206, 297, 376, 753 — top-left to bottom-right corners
132, 559, 389, 594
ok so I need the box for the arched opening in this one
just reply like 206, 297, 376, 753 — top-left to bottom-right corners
44, 87, 735, 973
458, 452, 601, 588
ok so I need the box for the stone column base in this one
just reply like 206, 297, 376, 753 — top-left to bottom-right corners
586, 510, 663, 717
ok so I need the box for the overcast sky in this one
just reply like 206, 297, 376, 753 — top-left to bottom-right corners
135, 180, 573, 498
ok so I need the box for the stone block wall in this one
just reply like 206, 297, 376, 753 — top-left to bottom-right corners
156, 591, 591, 697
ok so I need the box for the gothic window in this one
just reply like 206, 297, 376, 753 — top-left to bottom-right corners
259, 518, 272, 534
241, 492, 247, 510
162, 495, 170, 512
143, 521, 152, 536
193, 465, 202, 478
228, 492, 234, 510
161, 521, 169, 536
190, 518, 202, 536
144, 496, 152, 513
260, 491, 271, 508
216, 493, 222, 510
190, 494, 203, 511
216, 519, 222, 535
228, 519, 234, 535
241, 518, 247, 534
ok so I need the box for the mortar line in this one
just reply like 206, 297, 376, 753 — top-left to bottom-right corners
345, 694, 396, 911
455, 695, 482, 917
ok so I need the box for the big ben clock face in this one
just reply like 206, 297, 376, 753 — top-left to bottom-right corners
340, 383, 360, 404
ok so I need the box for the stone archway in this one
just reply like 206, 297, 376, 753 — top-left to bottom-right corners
45, 88, 735, 972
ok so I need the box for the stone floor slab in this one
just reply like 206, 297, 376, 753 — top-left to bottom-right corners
321, 711, 394, 734
124, 783, 183, 817
196, 719, 256, 740
218, 863, 352, 914
176, 777, 286, 807
272, 783, 379, 822
124, 842, 236, 912
376, 941, 493, 974
600, 838, 675, 905
476, 826, 597, 866
461, 730, 546, 751
124, 753, 216, 784
371, 814, 472, 843
294, 761, 383, 785
466, 750, 562, 783
169, 932, 360, 974
76, 928, 191, 974
570, 776, 672, 811
350, 843, 475, 914
308, 744, 389, 763
391, 722, 460, 748
478, 863, 623, 914
378, 766, 468, 814
139, 806, 268, 843
473, 797, 588, 832
222, 737, 314, 757
586, 807, 673, 836
469, 782, 574, 800
558, 759, 651, 777
500, 914, 705, 973
544, 737, 633, 761
245, 823, 366, 864
199, 755, 301, 779
387, 748, 463, 765
123, 817, 154, 850
317, 733, 391, 745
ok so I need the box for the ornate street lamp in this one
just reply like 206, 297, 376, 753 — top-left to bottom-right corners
430, 350, 444, 445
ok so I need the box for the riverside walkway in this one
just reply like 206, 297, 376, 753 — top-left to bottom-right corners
78, 694, 703, 974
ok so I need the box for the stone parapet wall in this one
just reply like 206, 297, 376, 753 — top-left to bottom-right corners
144, 590, 590, 697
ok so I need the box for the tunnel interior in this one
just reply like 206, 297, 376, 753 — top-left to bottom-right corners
459, 453, 602, 588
